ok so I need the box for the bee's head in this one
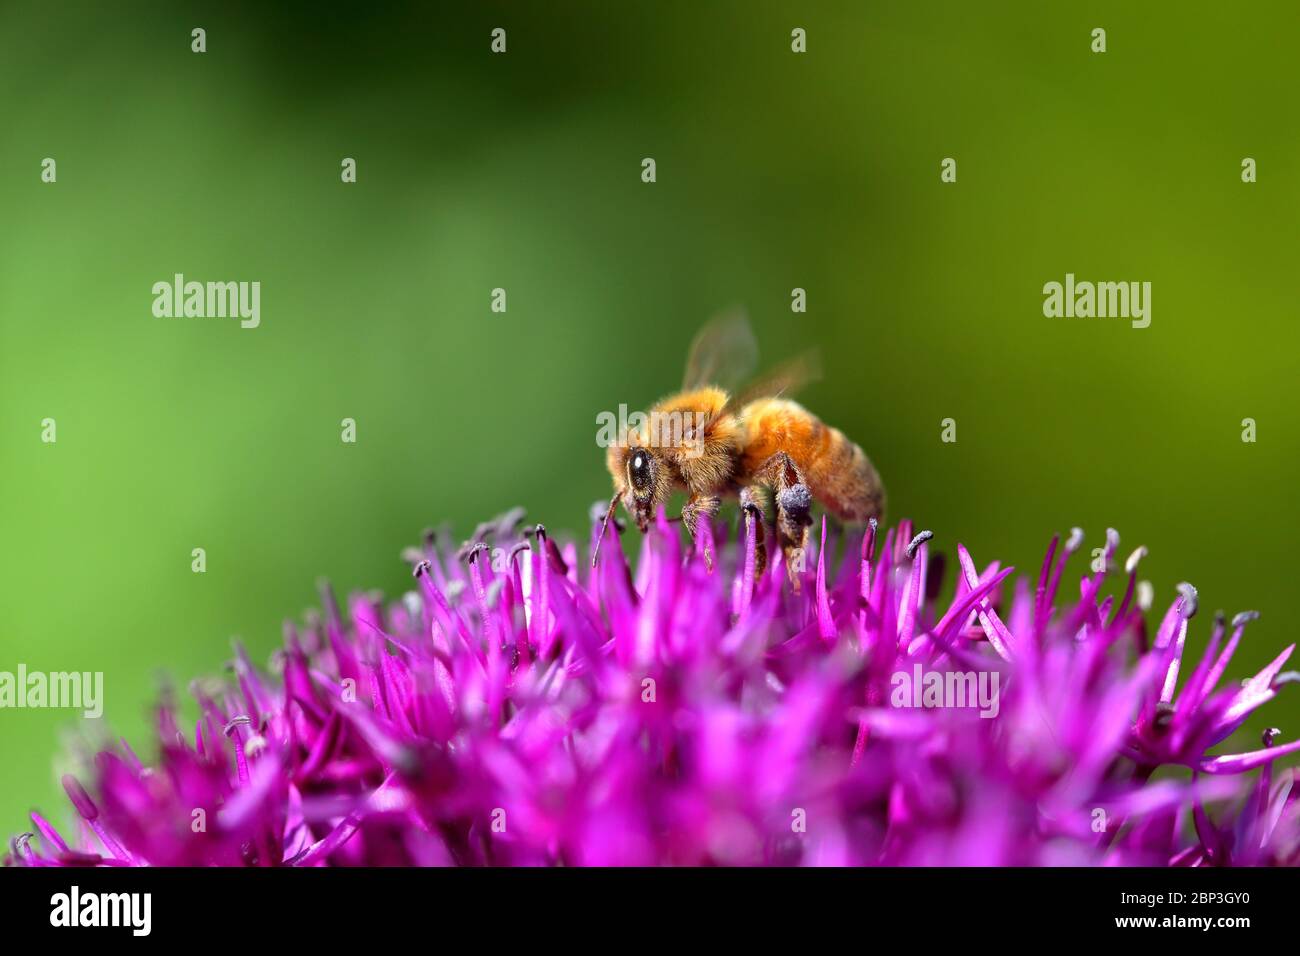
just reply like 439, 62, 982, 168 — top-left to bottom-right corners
596, 430, 679, 566
623, 445, 661, 532
605, 440, 670, 534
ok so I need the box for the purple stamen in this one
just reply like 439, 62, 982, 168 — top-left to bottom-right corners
7, 514, 1298, 868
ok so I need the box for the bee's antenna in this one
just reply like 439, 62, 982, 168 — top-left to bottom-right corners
592, 491, 621, 568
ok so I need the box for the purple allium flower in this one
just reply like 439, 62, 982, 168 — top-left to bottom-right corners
6, 511, 1299, 866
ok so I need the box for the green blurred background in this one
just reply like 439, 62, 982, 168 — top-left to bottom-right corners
2, 1, 1297, 831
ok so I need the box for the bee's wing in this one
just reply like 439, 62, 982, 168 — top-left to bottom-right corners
726, 349, 822, 411
682, 308, 760, 392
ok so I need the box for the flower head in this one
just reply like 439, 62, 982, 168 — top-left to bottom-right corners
7, 510, 1298, 866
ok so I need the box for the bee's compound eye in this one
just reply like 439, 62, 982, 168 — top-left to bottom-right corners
629, 448, 651, 490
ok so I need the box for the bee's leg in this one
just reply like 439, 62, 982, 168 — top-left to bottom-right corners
778, 491, 812, 592
681, 493, 721, 571
756, 453, 813, 591
738, 486, 768, 578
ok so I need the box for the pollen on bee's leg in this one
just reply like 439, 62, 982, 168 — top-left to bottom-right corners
776, 484, 812, 526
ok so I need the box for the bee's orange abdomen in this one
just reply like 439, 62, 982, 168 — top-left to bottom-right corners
737, 398, 884, 522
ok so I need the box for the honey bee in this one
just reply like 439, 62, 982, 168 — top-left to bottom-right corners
595, 310, 885, 580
